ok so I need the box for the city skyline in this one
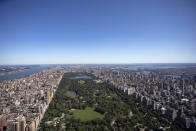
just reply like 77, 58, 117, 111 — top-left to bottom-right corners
1, 65, 196, 130
0, 0, 196, 64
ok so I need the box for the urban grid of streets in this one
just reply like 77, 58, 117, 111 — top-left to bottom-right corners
0, 65, 196, 130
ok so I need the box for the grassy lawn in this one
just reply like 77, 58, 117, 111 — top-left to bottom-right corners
78, 80, 85, 85
68, 107, 104, 121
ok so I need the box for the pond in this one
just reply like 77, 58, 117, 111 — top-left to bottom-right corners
66, 91, 77, 98
70, 75, 92, 79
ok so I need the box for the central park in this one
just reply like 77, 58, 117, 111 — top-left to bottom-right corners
39, 72, 186, 131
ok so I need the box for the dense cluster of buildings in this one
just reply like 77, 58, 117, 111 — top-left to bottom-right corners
87, 66, 196, 130
0, 65, 196, 130
0, 67, 65, 131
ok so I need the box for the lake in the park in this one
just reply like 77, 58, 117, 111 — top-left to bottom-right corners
70, 75, 92, 79
66, 91, 77, 98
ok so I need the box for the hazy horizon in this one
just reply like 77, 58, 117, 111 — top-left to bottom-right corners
1, 63, 196, 66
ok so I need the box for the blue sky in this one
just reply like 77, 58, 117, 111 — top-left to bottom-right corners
0, 0, 196, 64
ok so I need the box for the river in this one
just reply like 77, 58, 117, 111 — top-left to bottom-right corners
0, 65, 51, 83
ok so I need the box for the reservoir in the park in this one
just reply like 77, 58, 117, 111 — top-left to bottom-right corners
70, 75, 92, 79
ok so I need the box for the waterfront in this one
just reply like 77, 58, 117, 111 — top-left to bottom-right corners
122, 63, 196, 71
0, 65, 51, 83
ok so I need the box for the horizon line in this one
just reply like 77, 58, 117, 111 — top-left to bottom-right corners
1, 62, 196, 66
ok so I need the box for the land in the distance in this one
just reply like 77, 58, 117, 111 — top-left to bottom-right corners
0, 65, 40, 76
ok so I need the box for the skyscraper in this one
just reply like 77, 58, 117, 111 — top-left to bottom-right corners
46, 90, 50, 104
0, 115, 7, 131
